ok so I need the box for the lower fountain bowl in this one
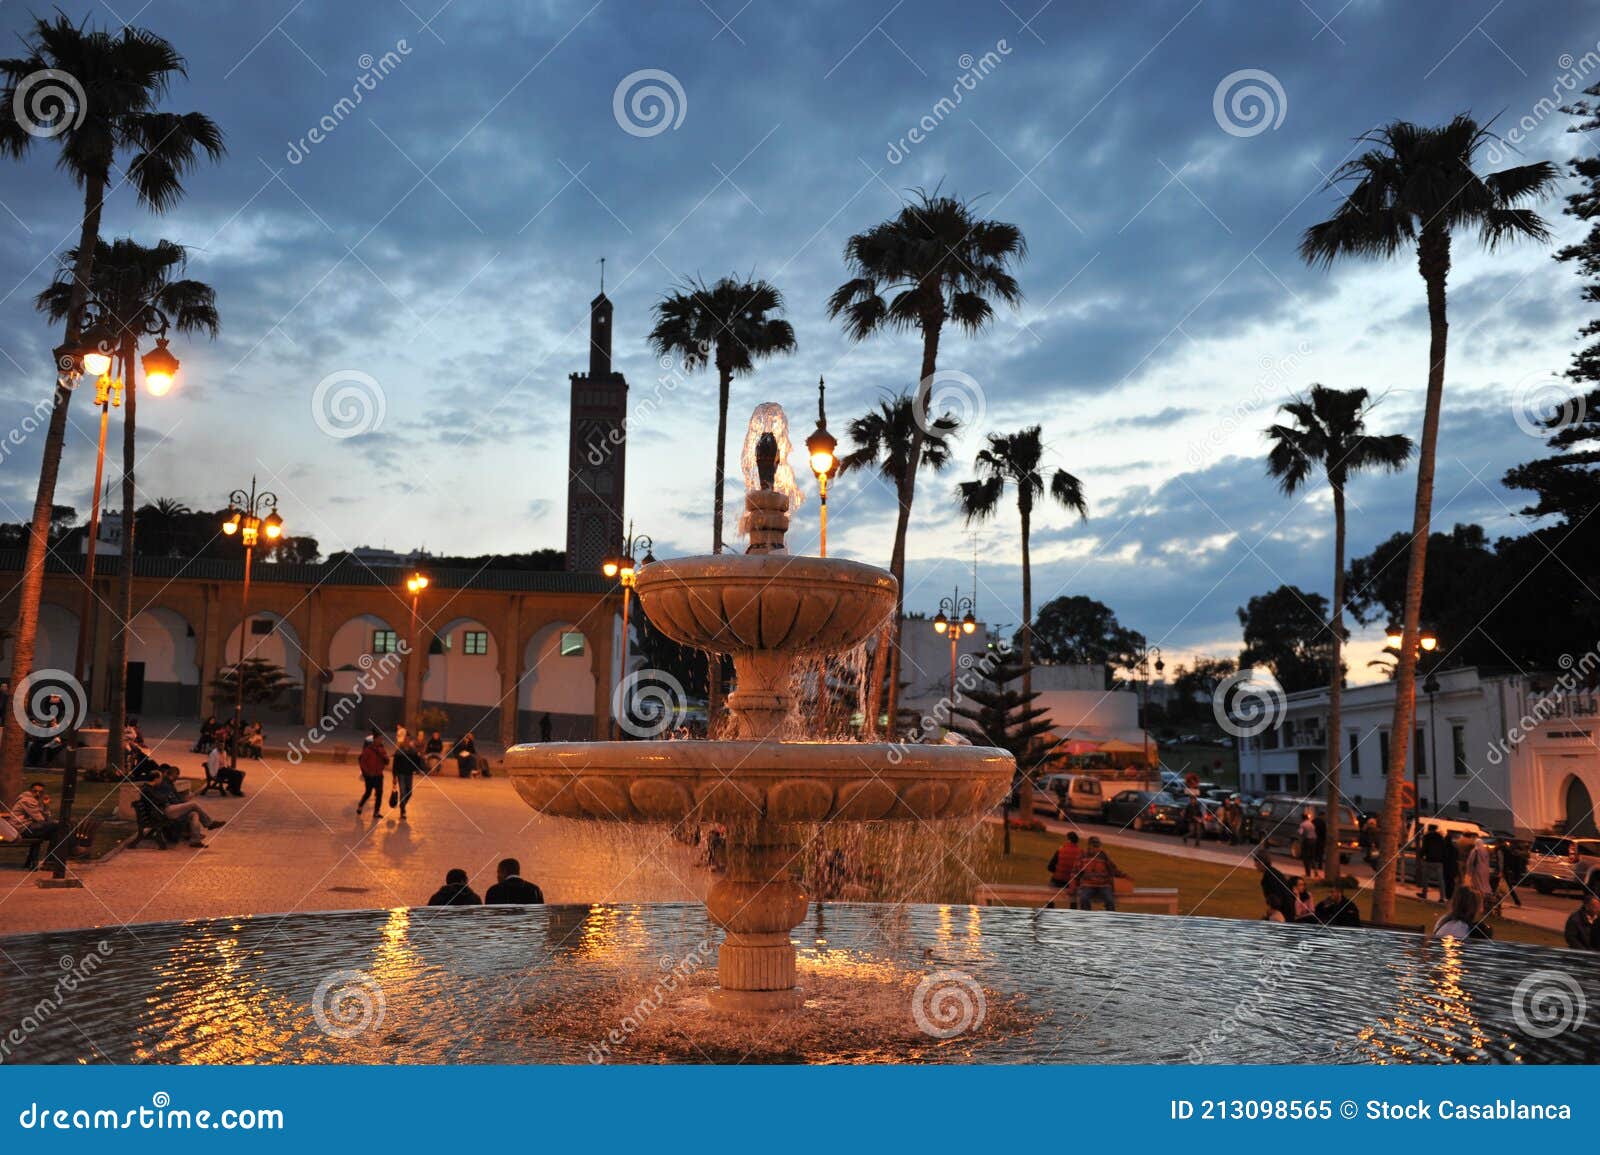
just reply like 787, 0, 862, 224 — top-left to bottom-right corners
505, 741, 1014, 825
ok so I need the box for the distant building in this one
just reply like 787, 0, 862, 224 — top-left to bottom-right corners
78, 511, 123, 557
1236, 666, 1599, 837
346, 545, 433, 568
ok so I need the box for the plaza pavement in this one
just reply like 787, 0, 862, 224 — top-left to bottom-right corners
0, 737, 706, 937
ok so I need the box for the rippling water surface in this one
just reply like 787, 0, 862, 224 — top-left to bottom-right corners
2, 903, 1596, 1064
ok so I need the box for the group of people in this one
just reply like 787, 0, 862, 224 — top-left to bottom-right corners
426, 858, 545, 906
1413, 824, 1525, 912
192, 716, 264, 760
1254, 843, 1362, 927
1046, 832, 1131, 911
352, 726, 488, 820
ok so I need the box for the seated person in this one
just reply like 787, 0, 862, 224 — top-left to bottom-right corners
124, 742, 161, 782
427, 868, 481, 906
143, 764, 225, 848
11, 782, 62, 869
204, 744, 245, 797
1314, 878, 1362, 928
483, 858, 544, 904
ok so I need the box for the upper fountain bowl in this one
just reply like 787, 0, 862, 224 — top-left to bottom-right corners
635, 553, 896, 657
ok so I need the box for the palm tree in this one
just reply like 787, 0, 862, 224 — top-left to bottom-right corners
1265, 385, 1412, 881
1300, 117, 1555, 921
0, 15, 223, 801
38, 238, 218, 775
828, 189, 1025, 728
956, 426, 1086, 703
138, 497, 193, 556
837, 394, 958, 732
648, 275, 796, 727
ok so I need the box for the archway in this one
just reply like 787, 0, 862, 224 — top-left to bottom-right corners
421, 616, 502, 737
220, 610, 305, 724
0, 602, 80, 680
1564, 774, 1597, 838
324, 613, 406, 734
519, 622, 597, 740
126, 607, 199, 717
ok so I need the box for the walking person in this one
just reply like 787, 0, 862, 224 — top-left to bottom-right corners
1071, 836, 1128, 912
1497, 838, 1526, 910
391, 736, 422, 821
356, 735, 389, 818
1182, 796, 1204, 847
1312, 812, 1328, 873
1297, 810, 1318, 878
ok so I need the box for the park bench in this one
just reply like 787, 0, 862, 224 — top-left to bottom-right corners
128, 790, 189, 850
973, 882, 1181, 916
1, 832, 51, 870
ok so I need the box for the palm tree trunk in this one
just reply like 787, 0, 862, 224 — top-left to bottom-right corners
882, 318, 943, 733
106, 342, 138, 778
1323, 481, 1346, 883
0, 170, 108, 804
707, 363, 732, 733
1372, 229, 1450, 924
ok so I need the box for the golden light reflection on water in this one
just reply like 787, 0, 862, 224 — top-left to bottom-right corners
1357, 937, 1502, 1064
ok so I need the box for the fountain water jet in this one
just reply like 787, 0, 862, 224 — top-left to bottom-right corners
508, 404, 1014, 1013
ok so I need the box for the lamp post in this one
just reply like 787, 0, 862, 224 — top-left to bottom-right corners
601, 522, 654, 740
220, 478, 283, 771
1423, 670, 1441, 814
404, 571, 430, 731
805, 376, 839, 557
932, 588, 977, 703
69, 301, 178, 696
1385, 621, 1439, 879
38, 321, 120, 886
1136, 646, 1165, 770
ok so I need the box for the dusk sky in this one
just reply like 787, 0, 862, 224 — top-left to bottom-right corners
0, 0, 1592, 673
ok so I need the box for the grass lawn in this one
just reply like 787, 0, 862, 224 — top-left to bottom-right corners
982, 827, 1565, 949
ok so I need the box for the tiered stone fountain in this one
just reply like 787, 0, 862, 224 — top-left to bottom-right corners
508, 411, 1014, 1012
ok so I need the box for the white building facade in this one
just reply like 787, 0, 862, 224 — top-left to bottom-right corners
1236, 667, 1599, 838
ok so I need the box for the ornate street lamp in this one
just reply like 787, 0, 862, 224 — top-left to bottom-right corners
932, 587, 977, 701
220, 478, 282, 771
403, 572, 431, 729
805, 376, 839, 557
601, 521, 654, 740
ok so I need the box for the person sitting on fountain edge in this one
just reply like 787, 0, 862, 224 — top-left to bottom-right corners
427, 868, 481, 906
484, 858, 544, 904
1314, 877, 1362, 928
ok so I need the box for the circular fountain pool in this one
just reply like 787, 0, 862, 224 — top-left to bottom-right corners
3, 903, 1595, 1064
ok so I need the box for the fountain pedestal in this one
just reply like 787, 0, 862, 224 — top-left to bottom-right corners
704, 821, 809, 1012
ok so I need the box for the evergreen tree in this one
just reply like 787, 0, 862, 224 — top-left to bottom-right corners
950, 646, 1052, 854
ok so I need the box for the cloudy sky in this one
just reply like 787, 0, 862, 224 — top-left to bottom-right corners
0, 0, 1592, 673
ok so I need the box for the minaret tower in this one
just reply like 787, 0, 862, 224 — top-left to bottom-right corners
565, 264, 628, 572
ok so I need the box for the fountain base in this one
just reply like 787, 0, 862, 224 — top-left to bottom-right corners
707, 987, 807, 1014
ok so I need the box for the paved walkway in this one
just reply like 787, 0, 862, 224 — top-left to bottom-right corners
1029, 811, 1572, 935
0, 738, 705, 937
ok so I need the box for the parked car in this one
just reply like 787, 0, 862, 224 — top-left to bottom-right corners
1525, 835, 1600, 894
1249, 795, 1361, 862
1103, 789, 1185, 833
1036, 773, 1107, 821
